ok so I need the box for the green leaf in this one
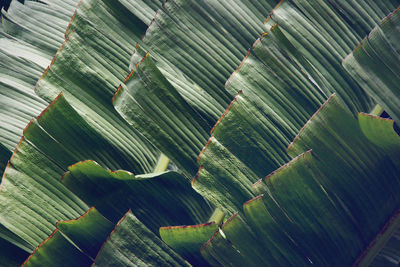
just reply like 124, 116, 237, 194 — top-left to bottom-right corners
24, 93, 143, 171
117, 0, 163, 26
226, 30, 327, 131
210, 91, 291, 177
1, 0, 76, 54
286, 94, 400, 244
0, 91, 171, 251
0, 0, 74, 151
22, 207, 113, 267
160, 222, 218, 266
241, 195, 308, 265
202, 92, 400, 266
194, 136, 257, 214
261, 150, 364, 265
343, 7, 400, 123
194, 0, 396, 215
358, 113, 400, 154
268, 0, 376, 114
113, 54, 211, 176
57, 207, 114, 259
2, 0, 400, 265
0, 138, 87, 250
93, 210, 190, 267
22, 229, 92, 267
140, 0, 280, 116
35, 0, 161, 174
34, 0, 78, 16
220, 213, 278, 265
62, 160, 212, 233
201, 229, 251, 266
323, 0, 399, 37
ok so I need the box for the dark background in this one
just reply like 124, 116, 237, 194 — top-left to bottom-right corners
0, 0, 16, 11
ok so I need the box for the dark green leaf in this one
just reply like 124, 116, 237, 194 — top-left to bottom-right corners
194, 136, 257, 214
160, 222, 218, 266
242, 195, 309, 265
220, 213, 278, 265
358, 113, 400, 155
62, 160, 212, 233
201, 229, 250, 267
0, 92, 167, 251
269, 0, 377, 114
287, 94, 400, 244
139, 0, 280, 118
93, 210, 190, 267
35, 0, 161, 174
57, 207, 114, 259
22, 229, 92, 267
343, 7, 400, 123
113, 54, 211, 176
261, 150, 364, 265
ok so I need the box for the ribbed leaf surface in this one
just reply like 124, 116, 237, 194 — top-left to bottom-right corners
194, 136, 258, 215
24, 207, 113, 267
202, 94, 400, 266
218, 213, 278, 266
160, 222, 218, 266
2, 0, 400, 266
343, 7, 400, 123
35, 0, 161, 173
62, 160, 212, 234
56, 207, 114, 258
191, 0, 398, 217
267, 0, 389, 113
114, 55, 211, 176
23, 229, 91, 267
0, 93, 175, 252
1, 0, 76, 54
93, 210, 190, 267
0, 0, 77, 164
137, 0, 280, 123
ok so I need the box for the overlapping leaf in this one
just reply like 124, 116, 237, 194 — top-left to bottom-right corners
136, 0, 280, 123
117, 0, 393, 205
23, 206, 189, 267
343, 7, 400, 123
0, 91, 181, 261
0, 0, 78, 169
62, 160, 212, 232
1, 0, 400, 266
93, 210, 190, 267
24, 159, 214, 266
34, 0, 162, 174
114, 54, 211, 176
202, 94, 400, 266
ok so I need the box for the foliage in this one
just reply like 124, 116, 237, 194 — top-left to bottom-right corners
0, 0, 400, 266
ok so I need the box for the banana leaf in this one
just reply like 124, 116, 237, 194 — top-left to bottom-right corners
0, 0, 162, 177
0, 92, 178, 259
202, 94, 400, 266
343, 7, 400, 123
1, 0, 400, 266
0, 0, 78, 170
